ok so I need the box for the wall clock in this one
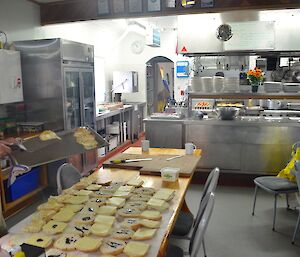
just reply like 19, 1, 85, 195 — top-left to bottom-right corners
131, 40, 145, 54
216, 24, 233, 41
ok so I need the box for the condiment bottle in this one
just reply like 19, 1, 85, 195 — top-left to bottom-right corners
13, 252, 25, 257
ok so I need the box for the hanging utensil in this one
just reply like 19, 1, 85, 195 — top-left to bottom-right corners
7, 154, 30, 187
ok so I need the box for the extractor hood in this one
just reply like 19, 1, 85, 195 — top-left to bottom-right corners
178, 9, 300, 56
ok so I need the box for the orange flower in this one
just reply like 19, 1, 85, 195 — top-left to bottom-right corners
247, 70, 254, 76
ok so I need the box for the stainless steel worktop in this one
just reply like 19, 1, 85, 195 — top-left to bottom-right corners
144, 117, 300, 175
96, 105, 133, 121
145, 117, 300, 127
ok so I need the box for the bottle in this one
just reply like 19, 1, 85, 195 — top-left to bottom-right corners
13, 252, 25, 257
6, 245, 22, 256
0, 247, 10, 257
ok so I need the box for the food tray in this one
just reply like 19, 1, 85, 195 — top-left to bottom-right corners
283, 83, 300, 92
263, 82, 282, 93
12, 127, 108, 167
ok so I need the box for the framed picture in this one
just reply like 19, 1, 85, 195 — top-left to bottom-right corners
165, 0, 176, 8
148, 0, 161, 12
113, 0, 125, 14
128, 0, 143, 13
201, 0, 214, 7
181, 0, 195, 8
98, 0, 109, 15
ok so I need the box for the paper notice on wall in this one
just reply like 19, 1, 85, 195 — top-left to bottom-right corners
201, 0, 214, 7
98, 0, 109, 15
224, 21, 275, 51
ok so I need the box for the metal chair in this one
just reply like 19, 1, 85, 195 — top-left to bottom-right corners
292, 160, 300, 244
166, 192, 215, 257
252, 175, 298, 231
56, 163, 81, 195
171, 167, 220, 257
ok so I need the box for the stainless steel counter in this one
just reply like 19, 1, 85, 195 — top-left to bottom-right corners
145, 117, 300, 127
96, 105, 133, 121
144, 117, 300, 175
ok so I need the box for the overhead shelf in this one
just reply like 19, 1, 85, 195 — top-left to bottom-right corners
188, 92, 300, 100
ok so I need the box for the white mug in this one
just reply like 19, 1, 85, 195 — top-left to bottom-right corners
141, 140, 150, 152
185, 143, 196, 155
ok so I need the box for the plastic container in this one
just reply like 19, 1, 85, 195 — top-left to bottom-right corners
160, 167, 180, 182
5, 167, 40, 202
190, 77, 202, 92
213, 76, 224, 92
201, 77, 213, 93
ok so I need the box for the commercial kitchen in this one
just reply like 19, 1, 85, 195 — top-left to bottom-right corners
0, 0, 300, 256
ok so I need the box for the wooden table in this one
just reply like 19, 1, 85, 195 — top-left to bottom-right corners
93, 144, 201, 257
95, 167, 191, 257
1, 147, 202, 257
123, 147, 202, 157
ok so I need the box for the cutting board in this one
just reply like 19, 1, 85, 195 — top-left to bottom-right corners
103, 153, 201, 177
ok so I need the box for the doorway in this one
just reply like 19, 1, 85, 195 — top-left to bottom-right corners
146, 56, 174, 115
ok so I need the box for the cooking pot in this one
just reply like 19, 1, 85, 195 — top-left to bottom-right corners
267, 100, 282, 110
216, 107, 239, 120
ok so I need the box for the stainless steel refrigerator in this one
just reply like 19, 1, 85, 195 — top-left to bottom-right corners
13, 38, 97, 172
13, 38, 95, 131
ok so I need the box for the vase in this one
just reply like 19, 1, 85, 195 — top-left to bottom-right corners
251, 83, 260, 93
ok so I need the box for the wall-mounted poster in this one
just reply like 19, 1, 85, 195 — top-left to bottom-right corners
181, 0, 195, 8
201, 0, 214, 7
148, 0, 161, 12
129, 0, 143, 13
176, 61, 190, 78
98, 0, 109, 15
113, 0, 125, 14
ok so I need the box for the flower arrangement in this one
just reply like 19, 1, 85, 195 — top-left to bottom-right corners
247, 67, 264, 85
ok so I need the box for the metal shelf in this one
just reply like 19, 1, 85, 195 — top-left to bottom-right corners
188, 92, 300, 100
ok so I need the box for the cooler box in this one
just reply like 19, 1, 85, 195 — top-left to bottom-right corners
5, 167, 40, 202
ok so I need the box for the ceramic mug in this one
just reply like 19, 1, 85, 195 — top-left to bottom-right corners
185, 143, 196, 155
141, 140, 150, 152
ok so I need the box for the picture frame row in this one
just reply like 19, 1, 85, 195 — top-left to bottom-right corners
98, 0, 177, 16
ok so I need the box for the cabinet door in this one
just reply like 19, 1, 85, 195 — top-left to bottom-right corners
64, 69, 81, 130
81, 70, 95, 128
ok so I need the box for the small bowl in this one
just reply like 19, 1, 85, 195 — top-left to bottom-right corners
160, 167, 180, 182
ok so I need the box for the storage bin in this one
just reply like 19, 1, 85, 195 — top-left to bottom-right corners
5, 167, 40, 202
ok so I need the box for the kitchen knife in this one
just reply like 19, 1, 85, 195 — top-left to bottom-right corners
166, 155, 184, 161
110, 158, 153, 164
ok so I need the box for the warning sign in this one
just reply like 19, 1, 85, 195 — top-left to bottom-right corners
181, 46, 187, 52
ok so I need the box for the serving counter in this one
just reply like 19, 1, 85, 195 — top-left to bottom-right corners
144, 117, 300, 175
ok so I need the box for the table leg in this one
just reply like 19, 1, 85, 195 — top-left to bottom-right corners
0, 189, 7, 237
180, 198, 192, 213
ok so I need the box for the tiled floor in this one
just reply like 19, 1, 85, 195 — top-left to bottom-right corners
170, 184, 300, 257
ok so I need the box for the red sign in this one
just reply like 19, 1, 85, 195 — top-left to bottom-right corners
181, 46, 187, 52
